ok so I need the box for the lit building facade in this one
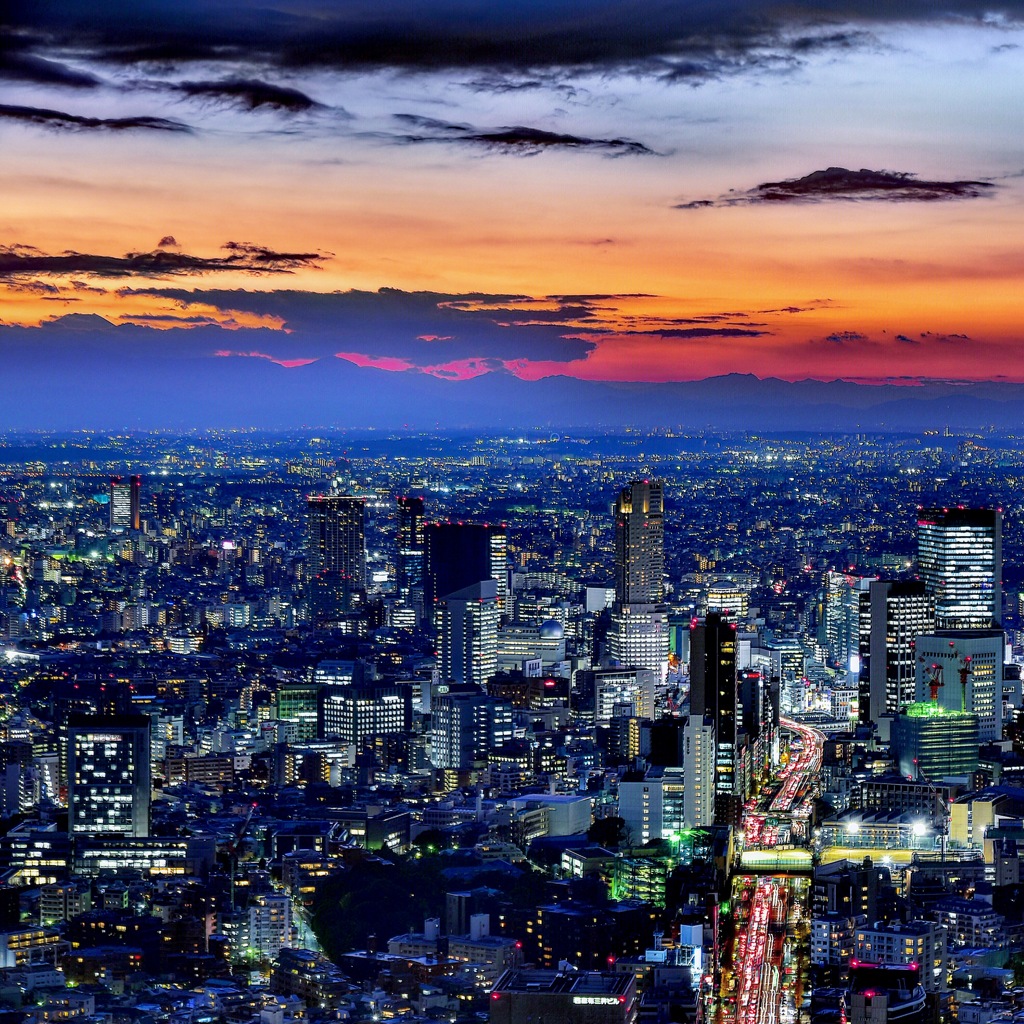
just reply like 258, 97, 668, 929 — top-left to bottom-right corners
913, 628, 1005, 741
67, 714, 151, 838
614, 480, 664, 604
690, 612, 739, 825
429, 689, 513, 770
891, 702, 980, 780
306, 494, 366, 623
108, 475, 141, 530
866, 580, 935, 722
436, 579, 499, 686
918, 507, 1001, 629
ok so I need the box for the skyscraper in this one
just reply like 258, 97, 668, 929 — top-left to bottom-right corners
436, 579, 499, 686
918, 507, 1002, 629
824, 572, 871, 673
430, 687, 514, 770
608, 479, 668, 682
689, 612, 739, 825
866, 580, 935, 724
424, 521, 507, 613
306, 494, 366, 624
914, 628, 1005, 741
396, 495, 425, 610
614, 480, 664, 604
108, 475, 141, 530
67, 713, 151, 837
607, 604, 670, 681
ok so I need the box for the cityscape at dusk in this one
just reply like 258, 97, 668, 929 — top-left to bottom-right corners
3, 5, 1024, 1024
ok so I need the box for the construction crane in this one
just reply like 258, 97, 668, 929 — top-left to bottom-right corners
922, 661, 944, 703
957, 655, 973, 713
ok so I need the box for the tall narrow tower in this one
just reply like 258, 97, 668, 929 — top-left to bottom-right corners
689, 612, 739, 825
307, 494, 366, 623
614, 480, 665, 604
67, 713, 151, 837
109, 475, 141, 530
396, 495, 425, 606
608, 479, 668, 682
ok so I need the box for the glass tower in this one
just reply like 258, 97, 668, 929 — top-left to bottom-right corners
917, 507, 1001, 629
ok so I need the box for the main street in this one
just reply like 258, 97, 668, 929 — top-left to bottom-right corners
718, 718, 826, 1024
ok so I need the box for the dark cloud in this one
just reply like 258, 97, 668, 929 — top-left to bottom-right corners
175, 78, 320, 111
391, 114, 653, 155
70, 280, 108, 294
620, 327, 769, 338
122, 313, 225, 325
678, 167, 997, 207
116, 286, 603, 366
0, 241, 327, 279
895, 334, 919, 344
921, 331, 972, 342
4, 279, 63, 296
157, 236, 178, 248
824, 330, 868, 343
13, 0, 998, 80
0, 103, 189, 132
0, 46, 101, 88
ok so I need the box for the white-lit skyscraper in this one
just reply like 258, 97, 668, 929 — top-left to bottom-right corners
866, 580, 935, 723
436, 579, 499, 687
396, 495, 425, 612
108, 475, 141, 530
914, 628, 1005, 741
67, 713, 151, 837
918, 507, 1001, 629
430, 688, 514, 769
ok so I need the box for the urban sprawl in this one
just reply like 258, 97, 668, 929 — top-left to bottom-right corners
0, 429, 1021, 1024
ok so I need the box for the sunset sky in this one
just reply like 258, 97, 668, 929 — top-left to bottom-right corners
2, 2, 1023, 426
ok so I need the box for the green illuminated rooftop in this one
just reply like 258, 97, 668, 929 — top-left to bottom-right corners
904, 701, 974, 718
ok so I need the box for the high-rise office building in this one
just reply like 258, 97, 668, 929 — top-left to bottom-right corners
914, 628, 1005, 741
618, 718, 715, 840
396, 496, 425, 611
590, 666, 657, 724
436, 579, 499, 686
429, 688, 514, 770
824, 572, 871, 673
608, 479, 668, 682
108, 475, 141, 530
67, 714, 151, 838
891, 702, 980, 780
607, 604, 669, 682
689, 612, 739, 825
275, 681, 320, 742
866, 580, 935, 724
424, 521, 507, 614
614, 480, 664, 604
918, 507, 1002, 629
319, 683, 411, 745
306, 494, 366, 624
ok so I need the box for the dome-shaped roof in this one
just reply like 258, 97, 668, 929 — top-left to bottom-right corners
539, 619, 564, 639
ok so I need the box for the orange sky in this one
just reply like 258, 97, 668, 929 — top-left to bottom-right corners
2, 16, 1023, 385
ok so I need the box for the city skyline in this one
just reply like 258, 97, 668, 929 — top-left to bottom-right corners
2, 3, 1023, 428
